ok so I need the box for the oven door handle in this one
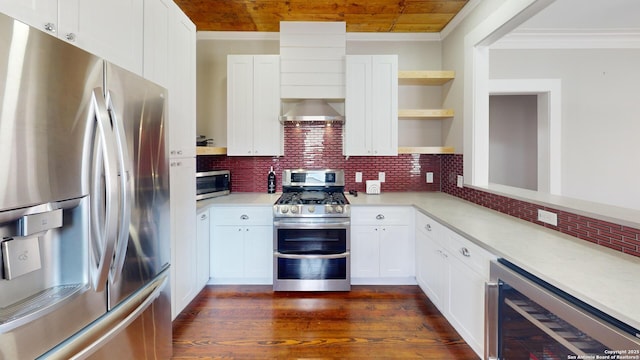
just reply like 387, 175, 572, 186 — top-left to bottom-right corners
273, 220, 351, 229
274, 252, 350, 260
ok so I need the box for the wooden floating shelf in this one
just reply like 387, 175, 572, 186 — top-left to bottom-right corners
398, 146, 455, 154
196, 146, 227, 155
398, 109, 454, 118
398, 70, 455, 85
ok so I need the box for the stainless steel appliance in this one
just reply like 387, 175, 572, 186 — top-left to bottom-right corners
196, 170, 230, 200
273, 169, 350, 291
485, 259, 640, 360
0, 12, 171, 359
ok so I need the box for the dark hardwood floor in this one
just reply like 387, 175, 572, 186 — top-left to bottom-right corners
172, 285, 478, 359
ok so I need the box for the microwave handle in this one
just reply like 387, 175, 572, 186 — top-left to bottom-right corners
485, 281, 499, 360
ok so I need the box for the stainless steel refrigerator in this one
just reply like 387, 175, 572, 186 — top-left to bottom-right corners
0, 12, 171, 359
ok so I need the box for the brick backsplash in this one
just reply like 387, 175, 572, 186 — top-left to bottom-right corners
441, 154, 640, 258
197, 123, 440, 193
197, 125, 640, 258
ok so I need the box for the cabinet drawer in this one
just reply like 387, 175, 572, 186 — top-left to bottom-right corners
415, 211, 442, 238
211, 206, 273, 226
351, 206, 412, 225
445, 232, 495, 277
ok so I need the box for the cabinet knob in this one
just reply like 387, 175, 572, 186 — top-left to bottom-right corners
65, 33, 76, 42
376, 214, 385, 220
44, 23, 56, 33
425, 224, 432, 231
200, 214, 207, 220
460, 247, 471, 257
240, 214, 249, 220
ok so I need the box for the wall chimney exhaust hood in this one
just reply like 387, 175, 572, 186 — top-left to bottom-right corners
279, 99, 345, 123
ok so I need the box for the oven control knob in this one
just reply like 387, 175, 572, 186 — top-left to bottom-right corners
308, 206, 315, 213
326, 206, 333, 214
280, 206, 288, 213
335, 205, 343, 213
290, 205, 298, 213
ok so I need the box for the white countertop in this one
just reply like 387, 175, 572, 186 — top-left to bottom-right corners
200, 191, 640, 331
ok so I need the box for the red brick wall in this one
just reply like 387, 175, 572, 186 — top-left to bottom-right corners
441, 154, 640, 258
197, 124, 640, 258
198, 123, 441, 193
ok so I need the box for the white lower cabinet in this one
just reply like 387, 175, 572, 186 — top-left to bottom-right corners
196, 208, 211, 289
351, 206, 414, 284
415, 210, 495, 358
210, 206, 273, 284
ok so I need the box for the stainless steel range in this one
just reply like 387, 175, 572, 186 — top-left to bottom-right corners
273, 169, 351, 291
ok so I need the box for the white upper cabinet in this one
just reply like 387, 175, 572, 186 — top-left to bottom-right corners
167, 3, 196, 158
345, 55, 398, 156
58, 0, 143, 74
227, 54, 282, 156
143, 0, 171, 88
0, 0, 143, 75
0, 0, 57, 33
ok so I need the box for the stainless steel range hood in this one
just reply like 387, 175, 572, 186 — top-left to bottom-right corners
279, 99, 345, 123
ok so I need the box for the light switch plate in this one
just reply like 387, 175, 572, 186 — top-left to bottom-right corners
378, 172, 385, 182
355, 172, 362, 183
537, 209, 558, 226
457, 175, 464, 188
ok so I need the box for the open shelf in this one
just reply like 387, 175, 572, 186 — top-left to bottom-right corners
398, 109, 454, 118
196, 146, 227, 155
398, 70, 455, 85
398, 146, 455, 154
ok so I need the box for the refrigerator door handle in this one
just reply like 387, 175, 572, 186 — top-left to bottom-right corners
105, 90, 132, 284
89, 88, 119, 292
39, 271, 169, 360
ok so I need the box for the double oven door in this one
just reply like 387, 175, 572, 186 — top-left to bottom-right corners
273, 217, 351, 291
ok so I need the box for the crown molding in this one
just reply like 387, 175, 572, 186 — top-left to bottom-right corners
197, 31, 279, 41
491, 28, 640, 49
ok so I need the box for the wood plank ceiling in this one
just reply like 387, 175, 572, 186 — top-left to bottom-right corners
173, 0, 470, 32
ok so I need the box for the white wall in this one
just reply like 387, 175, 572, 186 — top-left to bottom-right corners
489, 95, 538, 190
490, 48, 640, 210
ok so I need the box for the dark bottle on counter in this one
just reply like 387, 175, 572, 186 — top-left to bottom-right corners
267, 166, 276, 193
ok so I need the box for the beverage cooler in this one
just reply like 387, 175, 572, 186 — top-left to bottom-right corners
485, 259, 640, 360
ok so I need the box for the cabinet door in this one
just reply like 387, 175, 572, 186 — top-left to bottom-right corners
371, 55, 398, 155
448, 255, 485, 357
244, 225, 273, 282
416, 229, 448, 311
379, 225, 412, 277
252, 55, 282, 156
196, 209, 210, 289
143, 0, 171, 87
350, 225, 380, 278
0, 0, 58, 34
227, 55, 255, 156
169, 158, 197, 319
344, 55, 372, 156
58, 0, 143, 74
210, 226, 245, 279
167, 5, 196, 158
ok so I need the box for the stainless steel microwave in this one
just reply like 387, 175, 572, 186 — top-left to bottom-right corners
196, 170, 230, 200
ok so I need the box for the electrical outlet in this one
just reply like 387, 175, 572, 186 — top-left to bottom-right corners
456, 175, 464, 188
537, 209, 558, 226
426, 172, 433, 183
378, 172, 385, 182
355, 172, 362, 183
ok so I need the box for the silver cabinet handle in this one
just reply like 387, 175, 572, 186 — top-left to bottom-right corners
460, 247, 470, 257
425, 223, 432, 231
376, 214, 385, 220
240, 214, 249, 220
65, 33, 76, 42
44, 23, 56, 33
